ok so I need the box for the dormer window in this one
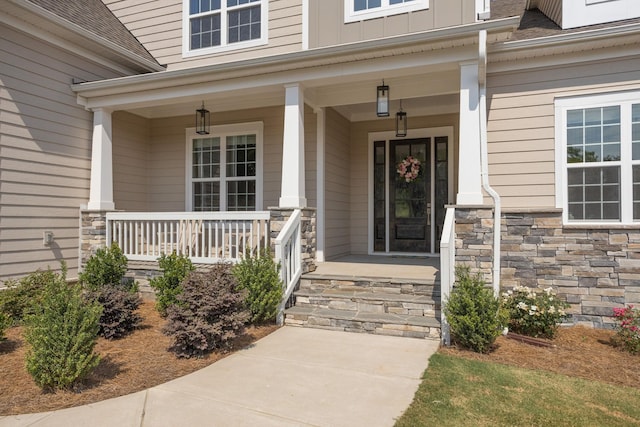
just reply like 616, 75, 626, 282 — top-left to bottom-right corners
183, 0, 268, 57
345, 0, 429, 23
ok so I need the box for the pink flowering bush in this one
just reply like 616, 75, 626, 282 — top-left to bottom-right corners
501, 285, 569, 339
611, 306, 640, 355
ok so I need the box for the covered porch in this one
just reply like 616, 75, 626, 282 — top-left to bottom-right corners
74, 20, 518, 336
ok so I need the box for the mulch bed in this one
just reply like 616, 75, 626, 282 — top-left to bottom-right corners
0, 301, 279, 416
440, 326, 640, 390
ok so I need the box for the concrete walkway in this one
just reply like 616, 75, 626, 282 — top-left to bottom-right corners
0, 327, 439, 427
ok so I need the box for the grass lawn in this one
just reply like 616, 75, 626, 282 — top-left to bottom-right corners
395, 353, 640, 427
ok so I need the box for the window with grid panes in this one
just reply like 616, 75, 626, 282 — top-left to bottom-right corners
558, 93, 640, 223
189, 125, 260, 212
346, 0, 428, 22
185, 0, 266, 54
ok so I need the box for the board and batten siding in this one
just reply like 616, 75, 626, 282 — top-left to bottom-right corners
103, 0, 303, 70
0, 24, 124, 281
324, 107, 351, 259
349, 113, 459, 255
308, 0, 477, 48
486, 56, 640, 209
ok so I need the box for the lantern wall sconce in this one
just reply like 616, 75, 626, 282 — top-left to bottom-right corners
396, 100, 407, 137
196, 101, 210, 135
376, 80, 389, 117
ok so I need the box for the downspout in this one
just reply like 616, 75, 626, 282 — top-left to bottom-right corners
478, 30, 502, 297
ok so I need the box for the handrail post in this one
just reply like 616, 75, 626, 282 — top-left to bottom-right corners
274, 209, 303, 325
440, 207, 456, 346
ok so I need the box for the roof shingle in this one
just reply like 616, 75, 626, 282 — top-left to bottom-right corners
26, 0, 159, 66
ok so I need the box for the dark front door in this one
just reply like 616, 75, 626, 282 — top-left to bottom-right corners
389, 139, 430, 252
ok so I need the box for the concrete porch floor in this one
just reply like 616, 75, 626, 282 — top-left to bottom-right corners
311, 254, 440, 283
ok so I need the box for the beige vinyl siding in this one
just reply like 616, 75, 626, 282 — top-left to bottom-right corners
486, 56, 640, 209
112, 112, 151, 211
103, 0, 303, 71
324, 108, 351, 259
0, 24, 124, 281
309, 0, 476, 48
138, 106, 296, 212
349, 113, 458, 255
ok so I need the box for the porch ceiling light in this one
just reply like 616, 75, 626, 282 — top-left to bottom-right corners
196, 101, 210, 135
377, 80, 389, 117
396, 100, 407, 137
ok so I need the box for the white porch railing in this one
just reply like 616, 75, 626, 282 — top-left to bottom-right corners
106, 211, 271, 264
439, 207, 456, 345
274, 209, 302, 325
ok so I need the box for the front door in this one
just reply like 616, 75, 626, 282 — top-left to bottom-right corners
372, 131, 450, 254
390, 139, 430, 252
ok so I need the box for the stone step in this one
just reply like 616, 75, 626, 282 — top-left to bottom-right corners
294, 288, 440, 317
284, 306, 440, 339
299, 274, 440, 297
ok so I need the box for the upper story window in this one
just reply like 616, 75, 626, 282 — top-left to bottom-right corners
183, 0, 268, 57
345, 0, 428, 23
555, 91, 640, 224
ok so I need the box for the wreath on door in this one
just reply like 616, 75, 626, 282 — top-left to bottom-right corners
396, 155, 421, 183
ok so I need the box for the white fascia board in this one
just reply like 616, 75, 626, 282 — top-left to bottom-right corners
490, 22, 640, 53
488, 23, 640, 72
5, 0, 164, 73
72, 17, 519, 96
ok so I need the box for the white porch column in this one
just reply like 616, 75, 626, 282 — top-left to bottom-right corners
279, 83, 307, 208
315, 107, 325, 262
87, 108, 115, 211
457, 62, 484, 205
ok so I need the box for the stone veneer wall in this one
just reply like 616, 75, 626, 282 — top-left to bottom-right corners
79, 209, 110, 268
454, 207, 640, 328
269, 208, 317, 274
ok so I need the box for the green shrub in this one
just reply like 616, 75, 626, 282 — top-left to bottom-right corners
79, 242, 129, 291
24, 267, 102, 391
0, 311, 9, 341
444, 267, 507, 354
163, 264, 249, 358
232, 249, 283, 323
85, 285, 141, 340
501, 285, 569, 339
149, 252, 194, 316
0, 270, 56, 324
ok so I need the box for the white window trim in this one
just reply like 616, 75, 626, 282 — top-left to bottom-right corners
344, 0, 429, 23
185, 122, 264, 211
555, 90, 640, 225
182, 0, 268, 58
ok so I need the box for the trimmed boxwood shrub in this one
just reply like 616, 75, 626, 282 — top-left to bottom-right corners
79, 242, 129, 290
0, 269, 55, 324
444, 266, 507, 354
163, 264, 249, 358
232, 249, 283, 323
25, 266, 102, 391
80, 243, 141, 340
149, 252, 194, 317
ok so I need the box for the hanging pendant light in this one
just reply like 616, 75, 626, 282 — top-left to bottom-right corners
396, 99, 407, 137
376, 80, 389, 117
196, 101, 210, 135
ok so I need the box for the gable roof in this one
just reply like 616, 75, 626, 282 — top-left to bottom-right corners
491, 0, 640, 40
25, 0, 161, 69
